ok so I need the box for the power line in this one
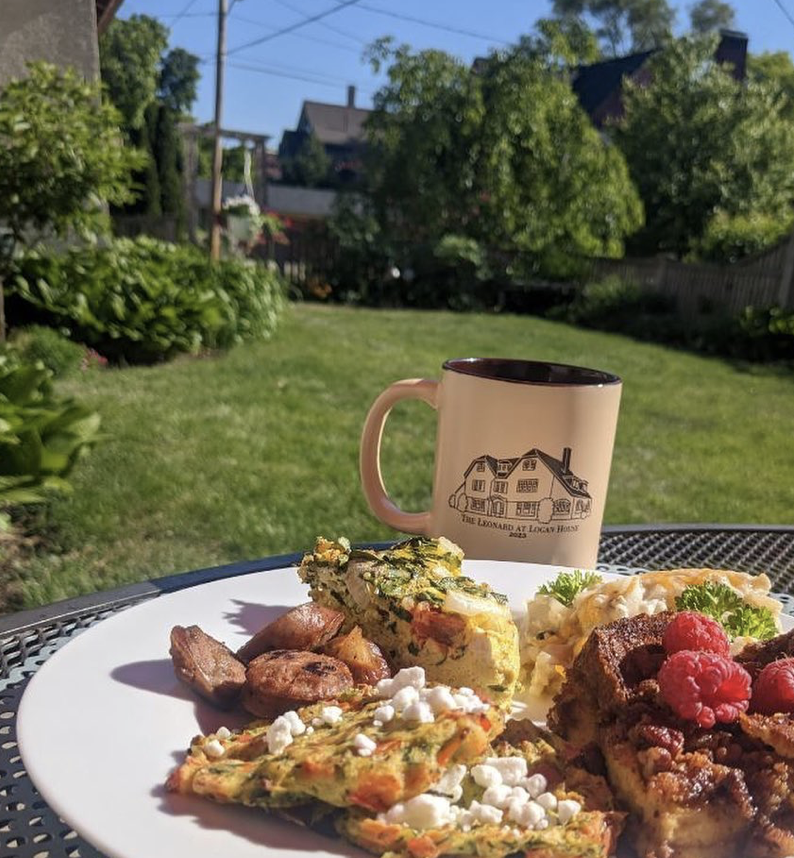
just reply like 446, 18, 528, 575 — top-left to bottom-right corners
770, 0, 794, 31
231, 13, 361, 53
271, 0, 368, 45
170, 0, 203, 26
227, 0, 361, 57
228, 59, 374, 95
355, 2, 512, 45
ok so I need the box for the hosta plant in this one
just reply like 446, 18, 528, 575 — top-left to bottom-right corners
0, 349, 101, 527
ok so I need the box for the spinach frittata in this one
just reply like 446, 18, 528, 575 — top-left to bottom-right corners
298, 537, 521, 703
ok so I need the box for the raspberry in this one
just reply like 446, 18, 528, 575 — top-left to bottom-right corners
663, 612, 730, 657
658, 650, 751, 728
751, 658, 794, 715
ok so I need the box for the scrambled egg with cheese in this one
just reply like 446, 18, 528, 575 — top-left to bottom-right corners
522, 568, 782, 698
298, 537, 521, 704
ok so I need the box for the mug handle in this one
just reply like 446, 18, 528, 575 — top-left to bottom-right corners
359, 378, 439, 534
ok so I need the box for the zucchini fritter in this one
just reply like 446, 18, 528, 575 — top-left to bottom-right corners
167, 686, 503, 812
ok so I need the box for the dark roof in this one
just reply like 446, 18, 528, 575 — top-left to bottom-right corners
301, 101, 371, 146
464, 450, 591, 499
572, 31, 748, 125
571, 49, 655, 118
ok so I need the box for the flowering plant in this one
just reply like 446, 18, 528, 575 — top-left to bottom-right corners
222, 194, 261, 218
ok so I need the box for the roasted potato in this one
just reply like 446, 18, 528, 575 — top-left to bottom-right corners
320, 626, 391, 686
241, 649, 354, 718
236, 602, 345, 663
170, 625, 246, 709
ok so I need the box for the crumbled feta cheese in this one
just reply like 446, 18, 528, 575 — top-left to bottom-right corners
483, 757, 528, 787
282, 710, 306, 735
457, 687, 474, 696
320, 706, 344, 725
536, 792, 557, 811
306, 726, 314, 735
467, 800, 503, 826
266, 716, 294, 755
424, 686, 457, 715
509, 786, 529, 804
402, 700, 435, 723
353, 733, 377, 756
535, 817, 550, 830
452, 692, 488, 714
482, 784, 514, 809
381, 794, 453, 828
471, 764, 503, 789
215, 726, 231, 740
204, 739, 225, 758
522, 773, 547, 798
391, 685, 421, 711
376, 666, 426, 699
311, 717, 323, 727
432, 765, 467, 802
509, 799, 545, 828
557, 799, 582, 825
374, 703, 395, 724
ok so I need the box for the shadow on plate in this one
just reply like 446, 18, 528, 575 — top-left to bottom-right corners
155, 784, 366, 856
223, 601, 295, 636
110, 659, 251, 734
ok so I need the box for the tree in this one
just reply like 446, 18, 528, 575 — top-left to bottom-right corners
689, 0, 736, 34
282, 134, 332, 187
613, 37, 794, 257
516, 17, 601, 68
0, 63, 143, 339
158, 47, 200, 116
198, 139, 248, 182
551, 0, 675, 55
361, 44, 643, 269
100, 16, 200, 231
99, 14, 169, 130
748, 51, 794, 121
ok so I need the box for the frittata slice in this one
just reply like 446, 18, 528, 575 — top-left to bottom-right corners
339, 721, 624, 858
298, 537, 521, 704
167, 683, 504, 813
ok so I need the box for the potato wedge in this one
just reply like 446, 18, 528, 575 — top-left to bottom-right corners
320, 626, 391, 686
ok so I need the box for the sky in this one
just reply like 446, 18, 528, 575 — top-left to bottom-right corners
119, 0, 794, 149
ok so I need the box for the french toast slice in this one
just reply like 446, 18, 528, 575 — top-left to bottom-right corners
548, 613, 794, 858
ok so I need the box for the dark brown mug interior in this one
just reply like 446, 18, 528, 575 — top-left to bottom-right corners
442, 358, 621, 387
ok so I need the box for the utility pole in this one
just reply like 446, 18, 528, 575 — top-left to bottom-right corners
209, 0, 228, 261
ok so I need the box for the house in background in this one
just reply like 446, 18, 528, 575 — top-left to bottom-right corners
573, 30, 748, 128
1, 0, 123, 86
278, 86, 371, 186
449, 447, 593, 525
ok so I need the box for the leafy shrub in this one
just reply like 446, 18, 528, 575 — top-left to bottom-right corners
9, 326, 85, 378
0, 348, 101, 519
693, 211, 793, 264
10, 237, 287, 363
561, 277, 676, 335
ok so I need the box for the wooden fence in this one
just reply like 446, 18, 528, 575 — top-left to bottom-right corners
587, 234, 794, 318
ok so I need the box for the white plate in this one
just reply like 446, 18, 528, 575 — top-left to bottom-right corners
16, 562, 791, 858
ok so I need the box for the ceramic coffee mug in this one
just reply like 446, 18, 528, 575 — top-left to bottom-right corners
360, 358, 622, 568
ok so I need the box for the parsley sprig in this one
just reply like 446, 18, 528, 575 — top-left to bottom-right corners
675, 582, 777, 640
537, 570, 602, 608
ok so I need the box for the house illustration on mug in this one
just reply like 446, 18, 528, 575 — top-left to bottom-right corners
448, 447, 592, 524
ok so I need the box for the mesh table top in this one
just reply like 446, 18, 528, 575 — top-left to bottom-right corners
1, 525, 793, 858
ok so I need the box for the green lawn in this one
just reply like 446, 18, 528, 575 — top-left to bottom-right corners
10, 303, 794, 609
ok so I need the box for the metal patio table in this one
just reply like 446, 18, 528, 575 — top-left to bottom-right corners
2, 523, 794, 858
